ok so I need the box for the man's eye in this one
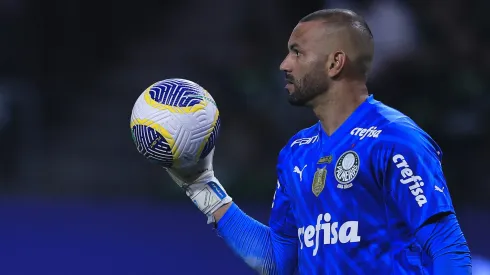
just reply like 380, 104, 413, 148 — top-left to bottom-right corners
294, 50, 300, 57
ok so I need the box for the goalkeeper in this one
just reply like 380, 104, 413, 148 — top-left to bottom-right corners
166, 9, 471, 275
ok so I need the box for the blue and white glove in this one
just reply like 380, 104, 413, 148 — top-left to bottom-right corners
166, 149, 232, 224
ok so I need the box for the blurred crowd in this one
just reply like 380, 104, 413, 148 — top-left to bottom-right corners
0, 0, 489, 208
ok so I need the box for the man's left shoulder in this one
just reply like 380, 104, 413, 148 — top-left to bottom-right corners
372, 117, 442, 157
379, 117, 431, 141
350, 109, 424, 144
351, 100, 424, 143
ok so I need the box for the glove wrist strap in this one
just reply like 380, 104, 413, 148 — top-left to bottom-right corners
185, 177, 232, 224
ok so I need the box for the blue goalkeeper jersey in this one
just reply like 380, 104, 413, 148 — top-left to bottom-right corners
270, 95, 455, 274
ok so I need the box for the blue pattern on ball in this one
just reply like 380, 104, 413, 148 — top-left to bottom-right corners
149, 79, 204, 107
132, 124, 173, 167
200, 115, 221, 159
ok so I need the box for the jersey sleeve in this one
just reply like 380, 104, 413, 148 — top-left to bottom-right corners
376, 132, 455, 230
269, 150, 298, 239
216, 147, 298, 274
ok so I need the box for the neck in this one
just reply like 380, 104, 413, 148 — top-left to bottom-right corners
311, 81, 369, 136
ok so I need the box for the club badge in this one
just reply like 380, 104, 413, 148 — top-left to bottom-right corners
334, 151, 360, 189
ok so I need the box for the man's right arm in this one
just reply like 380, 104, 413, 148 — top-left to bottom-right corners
165, 146, 298, 274
214, 180, 298, 275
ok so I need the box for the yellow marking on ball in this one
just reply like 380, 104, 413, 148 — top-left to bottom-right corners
143, 84, 207, 114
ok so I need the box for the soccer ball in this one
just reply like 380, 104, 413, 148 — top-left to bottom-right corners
130, 78, 220, 168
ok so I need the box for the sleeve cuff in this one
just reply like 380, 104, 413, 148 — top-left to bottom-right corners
216, 202, 240, 234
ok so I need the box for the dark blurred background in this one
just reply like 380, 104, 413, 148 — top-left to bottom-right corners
1, 0, 489, 274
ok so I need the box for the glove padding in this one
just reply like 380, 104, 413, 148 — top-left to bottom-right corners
166, 149, 232, 223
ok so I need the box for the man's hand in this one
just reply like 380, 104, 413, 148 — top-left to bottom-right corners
166, 149, 232, 223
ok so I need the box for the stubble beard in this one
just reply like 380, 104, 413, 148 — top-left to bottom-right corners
287, 68, 329, 107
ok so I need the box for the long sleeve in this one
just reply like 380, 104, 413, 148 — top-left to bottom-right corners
376, 126, 471, 273
415, 213, 472, 274
217, 203, 298, 275
216, 147, 298, 274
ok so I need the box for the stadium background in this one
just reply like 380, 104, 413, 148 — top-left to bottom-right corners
0, 0, 489, 274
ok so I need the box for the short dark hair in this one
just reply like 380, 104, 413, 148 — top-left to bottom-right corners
300, 9, 374, 76
300, 9, 373, 38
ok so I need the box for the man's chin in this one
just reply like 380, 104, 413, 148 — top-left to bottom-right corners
287, 94, 308, 106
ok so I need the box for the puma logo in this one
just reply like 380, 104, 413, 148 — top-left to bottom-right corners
293, 165, 307, 181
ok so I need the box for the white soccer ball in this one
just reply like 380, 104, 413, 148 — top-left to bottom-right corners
130, 78, 220, 168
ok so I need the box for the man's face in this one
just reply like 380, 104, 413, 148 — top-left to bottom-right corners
280, 21, 330, 106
